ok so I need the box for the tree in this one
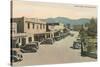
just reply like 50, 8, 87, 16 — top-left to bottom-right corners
87, 18, 97, 36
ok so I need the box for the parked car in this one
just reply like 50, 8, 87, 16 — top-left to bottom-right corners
32, 41, 39, 49
60, 34, 65, 39
73, 41, 81, 49
11, 50, 23, 62
54, 36, 62, 41
77, 38, 81, 43
40, 38, 54, 44
69, 33, 74, 37
20, 42, 39, 53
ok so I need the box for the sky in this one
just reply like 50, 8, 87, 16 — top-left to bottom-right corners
12, 0, 97, 19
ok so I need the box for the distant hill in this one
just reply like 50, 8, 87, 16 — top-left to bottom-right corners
46, 17, 90, 26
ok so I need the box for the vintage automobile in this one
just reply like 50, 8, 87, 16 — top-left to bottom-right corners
11, 50, 23, 62
40, 38, 54, 44
32, 41, 39, 49
20, 42, 39, 53
73, 41, 81, 49
54, 36, 62, 41
60, 34, 65, 39
70, 33, 74, 37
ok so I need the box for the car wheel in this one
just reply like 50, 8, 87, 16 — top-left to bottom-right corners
51, 43, 53, 45
36, 46, 39, 49
19, 59, 22, 62
20, 50, 25, 53
33, 49, 37, 52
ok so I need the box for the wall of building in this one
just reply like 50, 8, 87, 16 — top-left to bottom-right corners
24, 17, 46, 34
12, 22, 17, 34
47, 23, 65, 32
11, 17, 47, 47
12, 17, 24, 33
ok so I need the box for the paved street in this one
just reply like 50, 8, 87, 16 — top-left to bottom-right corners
13, 31, 96, 66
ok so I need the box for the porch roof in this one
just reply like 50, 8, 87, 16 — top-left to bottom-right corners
12, 33, 27, 38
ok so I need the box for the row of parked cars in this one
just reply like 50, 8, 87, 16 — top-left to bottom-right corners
11, 41, 39, 63
11, 38, 55, 63
40, 34, 68, 45
11, 33, 70, 63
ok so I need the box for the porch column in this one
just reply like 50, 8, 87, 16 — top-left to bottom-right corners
45, 33, 47, 38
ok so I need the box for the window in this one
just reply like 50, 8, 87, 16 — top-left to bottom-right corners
33, 23, 34, 29
40, 24, 42, 29
28, 23, 30, 29
28, 37, 32, 43
19, 38, 20, 43
43, 24, 45, 29
37, 24, 39, 29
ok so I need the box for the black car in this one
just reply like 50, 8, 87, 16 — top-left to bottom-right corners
70, 33, 74, 37
32, 41, 39, 49
54, 36, 62, 41
11, 50, 23, 62
73, 41, 81, 49
20, 42, 39, 53
40, 38, 54, 44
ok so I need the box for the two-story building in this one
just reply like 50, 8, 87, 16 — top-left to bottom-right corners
11, 17, 46, 48
46, 23, 66, 38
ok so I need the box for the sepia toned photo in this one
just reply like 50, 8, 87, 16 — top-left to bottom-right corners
11, 0, 97, 66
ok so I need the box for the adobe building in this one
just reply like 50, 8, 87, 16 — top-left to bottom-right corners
46, 23, 65, 37
11, 17, 46, 48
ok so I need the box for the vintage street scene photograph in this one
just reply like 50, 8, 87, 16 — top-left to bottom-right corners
11, 0, 97, 66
